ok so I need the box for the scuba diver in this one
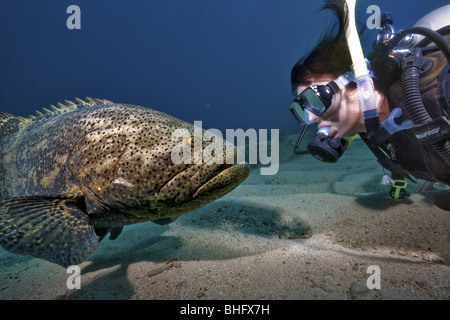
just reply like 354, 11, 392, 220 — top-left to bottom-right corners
289, 1, 450, 210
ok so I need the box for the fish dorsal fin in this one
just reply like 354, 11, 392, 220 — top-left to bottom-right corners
0, 112, 31, 139
0, 97, 113, 139
27, 97, 113, 123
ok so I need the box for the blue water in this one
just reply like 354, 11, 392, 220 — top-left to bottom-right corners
0, 0, 447, 133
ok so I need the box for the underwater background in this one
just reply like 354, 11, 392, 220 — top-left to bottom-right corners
1, 0, 449, 300
0, 0, 448, 132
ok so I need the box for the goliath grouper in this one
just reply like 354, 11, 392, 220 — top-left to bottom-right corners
0, 98, 250, 266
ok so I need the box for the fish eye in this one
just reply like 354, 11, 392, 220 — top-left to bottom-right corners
188, 135, 196, 147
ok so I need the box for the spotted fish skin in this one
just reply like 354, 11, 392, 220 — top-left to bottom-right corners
0, 98, 250, 266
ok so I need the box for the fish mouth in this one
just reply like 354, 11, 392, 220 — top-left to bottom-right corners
158, 161, 250, 202
192, 162, 250, 199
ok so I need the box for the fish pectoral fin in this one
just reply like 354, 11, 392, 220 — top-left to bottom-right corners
0, 194, 99, 267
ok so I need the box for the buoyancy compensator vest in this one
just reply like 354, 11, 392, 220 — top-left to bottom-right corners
361, 21, 450, 190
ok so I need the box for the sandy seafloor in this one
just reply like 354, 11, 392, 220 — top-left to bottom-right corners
0, 133, 449, 300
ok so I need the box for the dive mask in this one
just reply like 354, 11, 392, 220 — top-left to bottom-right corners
290, 71, 354, 125
290, 71, 354, 161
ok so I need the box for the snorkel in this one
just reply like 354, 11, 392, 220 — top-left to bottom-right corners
345, 0, 379, 133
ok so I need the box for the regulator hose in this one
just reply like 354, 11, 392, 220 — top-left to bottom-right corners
401, 48, 450, 166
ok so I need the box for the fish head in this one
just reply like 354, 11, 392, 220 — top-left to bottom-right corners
68, 104, 250, 222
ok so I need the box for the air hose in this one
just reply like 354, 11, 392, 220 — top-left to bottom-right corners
401, 49, 430, 124
401, 47, 450, 166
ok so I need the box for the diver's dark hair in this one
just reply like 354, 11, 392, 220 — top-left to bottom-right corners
290, 0, 352, 93
291, 0, 400, 95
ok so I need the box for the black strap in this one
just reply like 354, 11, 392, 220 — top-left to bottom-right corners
359, 133, 416, 183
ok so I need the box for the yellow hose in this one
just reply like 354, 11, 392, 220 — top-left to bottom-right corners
345, 0, 368, 78
345, 0, 378, 119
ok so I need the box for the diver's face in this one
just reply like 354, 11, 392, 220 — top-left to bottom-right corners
296, 74, 366, 138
